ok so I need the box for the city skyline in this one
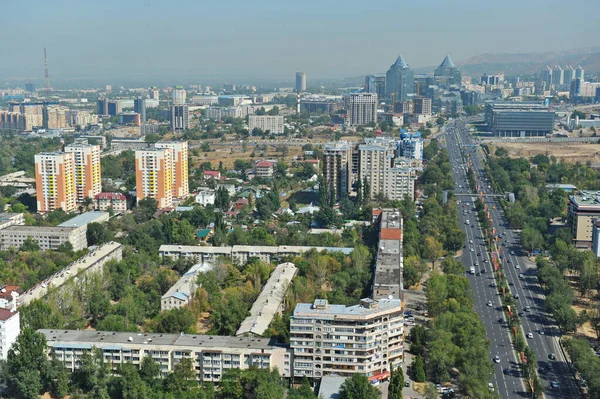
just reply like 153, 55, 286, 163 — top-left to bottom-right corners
1, 0, 599, 85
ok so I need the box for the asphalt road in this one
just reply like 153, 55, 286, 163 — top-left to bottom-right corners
443, 118, 581, 398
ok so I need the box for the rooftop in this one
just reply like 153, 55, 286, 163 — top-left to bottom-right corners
39, 329, 284, 351
0, 308, 17, 321
293, 297, 402, 320
58, 211, 109, 228
570, 190, 600, 208
318, 376, 347, 399
95, 192, 126, 200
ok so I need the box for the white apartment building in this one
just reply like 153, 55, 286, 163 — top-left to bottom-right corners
161, 262, 212, 311
381, 168, 417, 201
155, 141, 189, 197
40, 329, 291, 381
34, 152, 76, 213
0, 309, 20, 360
249, 115, 284, 135
346, 93, 377, 126
290, 298, 403, 379
0, 225, 86, 251
64, 143, 102, 203
95, 192, 127, 213
323, 142, 353, 199
358, 143, 395, 198
135, 148, 173, 209
172, 88, 187, 105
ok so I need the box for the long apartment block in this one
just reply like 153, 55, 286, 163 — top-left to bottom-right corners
39, 329, 291, 382
290, 298, 404, 380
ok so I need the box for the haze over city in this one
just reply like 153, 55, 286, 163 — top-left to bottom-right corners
2, 0, 600, 86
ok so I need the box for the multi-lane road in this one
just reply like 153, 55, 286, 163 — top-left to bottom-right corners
443, 118, 580, 398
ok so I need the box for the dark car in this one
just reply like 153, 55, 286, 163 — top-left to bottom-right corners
548, 353, 556, 360
503, 368, 510, 375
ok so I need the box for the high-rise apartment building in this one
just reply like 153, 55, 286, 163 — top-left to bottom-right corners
552, 65, 564, 86
346, 93, 377, 126
296, 72, 307, 92
34, 152, 76, 213
290, 297, 404, 379
64, 144, 102, 203
172, 87, 186, 105
323, 142, 353, 199
413, 97, 432, 116
575, 65, 585, 81
135, 148, 173, 209
134, 97, 146, 123
155, 141, 189, 198
385, 55, 414, 101
43, 105, 68, 129
563, 66, 576, 88
149, 87, 160, 100
171, 105, 189, 130
358, 141, 395, 197
540, 66, 553, 87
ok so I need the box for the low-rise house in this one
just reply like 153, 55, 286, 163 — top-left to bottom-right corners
195, 228, 213, 242
95, 192, 127, 213
203, 170, 221, 180
195, 188, 216, 206
255, 161, 275, 178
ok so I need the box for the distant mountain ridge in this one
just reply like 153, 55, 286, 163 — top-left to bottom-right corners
452, 46, 600, 77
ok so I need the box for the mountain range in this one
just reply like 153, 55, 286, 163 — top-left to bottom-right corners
435, 46, 600, 77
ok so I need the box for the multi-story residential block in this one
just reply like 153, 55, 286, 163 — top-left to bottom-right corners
40, 329, 292, 381
94, 192, 127, 213
35, 152, 76, 213
64, 144, 102, 203
0, 213, 25, 230
0, 225, 86, 251
43, 105, 68, 129
161, 263, 211, 311
171, 105, 189, 130
0, 309, 19, 360
290, 297, 403, 379
567, 191, 600, 249
398, 133, 424, 160
172, 87, 187, 105
323, 142, 353, 199
155, 141, 189, 197
255, 161, 275, 178
249, 115, 284, 135
135, 148, 173, 209
372, 208, 403, 299
346, 93, 377, 126
358, 141, 395, 197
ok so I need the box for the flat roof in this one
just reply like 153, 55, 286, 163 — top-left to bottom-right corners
58, 211, 109, 228
39, 329, 283, 351
293, 297, 402, 320
318, 376, 347, 399
2, 225, 76, 233
570, 190, 600, 208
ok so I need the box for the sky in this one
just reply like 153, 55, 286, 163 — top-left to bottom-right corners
2, 0, 600, 86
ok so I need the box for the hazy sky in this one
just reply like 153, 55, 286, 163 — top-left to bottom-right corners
2, 0, 599, 84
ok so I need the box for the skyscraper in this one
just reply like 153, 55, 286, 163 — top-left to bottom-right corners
385, 55, 414, 102
155, 141, 189, 198
552, 65, 564, 86
135, 148, 173, 209
564, 66, 575, 88
295, 72, 307, 92
375, 76, 386, 102
172, 87, 186, 105
434, 55, 461, 87
64, 144, 102, 203
134, 97, 146, 123
34, 152, 76, 213
575, 65, 585, 81
171, 105, 189, 130
364, 75, 377, 93
540, 66, 553, 87
346, 93, 377, 126
96, 98, 109, 116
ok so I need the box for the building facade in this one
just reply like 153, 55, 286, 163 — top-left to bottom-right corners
171, 105, 189, 130
134, 97, 146, 123
290, 297, 403, 379
35, 152, 76, 213
434, 55, 461, 88
135, 148, 173, 209
567, 191, 600, 249
485, 102, 555, 137
172, 88, 186, 105
0, 309, 19, 360
155, 141, 189, 198
296, 72, 307, 92
385, 55, 414, 102
95, 192, 127, 213
346, 93, 377, 126
0, 225, 87, 251
64, 144, 102, 203
413, 97, 432, 115
323, 142, 353, 199
248, 115, 284, 135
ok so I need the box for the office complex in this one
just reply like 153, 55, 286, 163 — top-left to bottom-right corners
385, 55, 414, 102
434, 55, 461, 87
484, 102, 555, 137
346, 93, 377, 126
40, 329, 292, 381
171, 104, 189, 130
172, 87, 186, 105
290, 297, 404, 379
413, 97, 432, 115
34, 152, 76, 213
372, 208, 403, 299
364, 75, 377, 93
155, 141, 189, 197
134, 97, 146, 123
135, 148, 173, 209
296, 72, 307, 92
323, 142, 353, 199
107, 100, 122, 116
248, 115, 285, 135
96, 98, 109, 116
64, 144, 102, 203
567, 191, 600, 249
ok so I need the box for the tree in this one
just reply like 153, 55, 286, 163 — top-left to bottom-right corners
46, 355, 70, 399
442, 256, 464, 275
19, 236, 40, 252
423, 236, 444, 269
412, 355, 426, 382
163, 358, 196, 394
87, 222, 114, 246
154, 308, 196, 334
339, 374, 381, 399
521, 227, 544, 253
5, 328, 49, 399
388, 366, 405, 399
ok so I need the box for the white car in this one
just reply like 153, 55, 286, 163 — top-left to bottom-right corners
527, 332, 533, 339
494, 355, 500, 363
487, 301, 493, 307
